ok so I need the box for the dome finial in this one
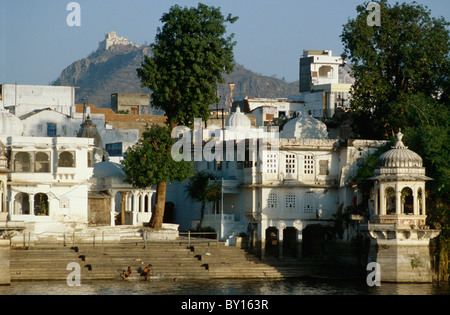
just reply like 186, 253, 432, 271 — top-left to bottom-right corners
394, 129, 407, 149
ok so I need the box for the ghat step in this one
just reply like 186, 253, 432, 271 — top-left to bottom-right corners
10, 242, 308, 281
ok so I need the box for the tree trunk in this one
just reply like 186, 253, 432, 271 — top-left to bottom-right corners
120, 191, 126, 225
149, 181, 167, 229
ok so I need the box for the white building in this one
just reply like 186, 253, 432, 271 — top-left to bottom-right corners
0, 84, 140, 163
0, 84, 156, 244
168, 109, 387, 258
232, 50, 354, 124
0, 84, 76, 117
0, 107, 95, 237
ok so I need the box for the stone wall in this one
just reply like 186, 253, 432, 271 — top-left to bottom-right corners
0, 240, 10, 285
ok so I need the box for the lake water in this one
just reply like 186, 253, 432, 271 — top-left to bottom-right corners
1, 278, 449, 295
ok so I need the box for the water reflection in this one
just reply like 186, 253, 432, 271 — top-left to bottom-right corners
1, 279, 449, 295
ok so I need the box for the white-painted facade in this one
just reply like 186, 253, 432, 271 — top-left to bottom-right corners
167, 110, 387, 257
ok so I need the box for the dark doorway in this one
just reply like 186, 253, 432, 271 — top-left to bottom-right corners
164, 202, 175, 223
265, 227, 278, 258
283, 227, 298, 257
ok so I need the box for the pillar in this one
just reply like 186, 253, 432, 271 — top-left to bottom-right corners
132, 191, 138, 225
395, 185, 401, 215
110, 191, 116, 226
294, 220, 303, 259
278, 228, 283, 260
258, 221, 266, 260
277, 221, 286, 261
379, 185, 385, 215
29, 193, 35, 217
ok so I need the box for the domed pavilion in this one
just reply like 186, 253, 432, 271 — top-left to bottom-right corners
370, 131, 431, 228
367, 130, 440, 283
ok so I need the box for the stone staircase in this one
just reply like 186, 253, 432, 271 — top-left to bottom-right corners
10, 241, 313, 281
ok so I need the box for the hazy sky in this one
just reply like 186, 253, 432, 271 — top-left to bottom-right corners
1, 0, 449, 85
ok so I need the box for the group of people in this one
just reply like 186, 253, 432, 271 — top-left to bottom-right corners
121, 264, 153, 281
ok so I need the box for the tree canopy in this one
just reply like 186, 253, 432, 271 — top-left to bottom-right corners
341, 0, 450, 138
342, 1, 450, 270
137, 3, 238, 128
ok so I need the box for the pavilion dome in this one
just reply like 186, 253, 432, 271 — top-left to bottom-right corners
0, 109, 23, 136
226, 108, 251, 128
281, 111, 328, 139
378, 131, 422, 168
92, 160, 125, 179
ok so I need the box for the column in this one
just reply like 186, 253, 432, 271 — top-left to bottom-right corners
140, 193, 145, 213
379, 185, 385, 216
258, 221, 265, 260
30, 193, 35, 217
278, 228, 284, 260
277, 221, 286, 261
110, 190, 116, 226
132, 191, 138, 226
294, 220, 303, 259
395, 185, 401, 215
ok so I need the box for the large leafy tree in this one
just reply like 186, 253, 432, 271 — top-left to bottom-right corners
122, 125, 193, 229
137, 3, 238, 128
341, 0, 450, 139
342, 1, 450, 277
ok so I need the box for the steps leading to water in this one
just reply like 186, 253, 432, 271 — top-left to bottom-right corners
10, 241, 312, 282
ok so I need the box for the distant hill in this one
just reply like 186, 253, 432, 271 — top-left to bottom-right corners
52, 37, 299, 111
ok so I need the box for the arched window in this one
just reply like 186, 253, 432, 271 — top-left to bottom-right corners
401, 187, 413, 215
385, 187, 396, 215
58, 151, 75, 167
35, 152, 51, 173
14, 193, 30, 215
34, 193, 49, 216
14, 152, 31, 172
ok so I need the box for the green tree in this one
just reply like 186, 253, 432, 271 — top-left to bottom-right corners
137, 3, 238, 128
341, 0, 450, 138
121, 125, 193, 229
186, 170, 222, 230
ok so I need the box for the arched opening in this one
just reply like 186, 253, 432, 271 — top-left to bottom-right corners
401, 187, 414, 215
265, 227, 278, 258
34, 193, 49, 216
14, 193, 30, 215
35, 152, 50, 173
302, 224, 327, 257
114, 192, 123, 225
283, 227, 298, 257
14, 152, 31, 172
418, 188, 423, 215
58, 151, 75, 167
144, 195, 149, 213
385, 187, 396, 215
164, 202, 175, 223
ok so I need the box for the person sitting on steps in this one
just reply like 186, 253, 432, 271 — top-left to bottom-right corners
121, 266, 132, 280
143, 264, 152, 281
